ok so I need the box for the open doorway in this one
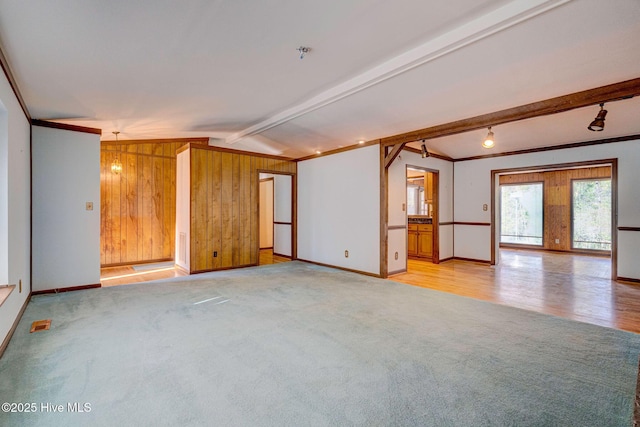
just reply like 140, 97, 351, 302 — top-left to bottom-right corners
259, 172, 293, 265
406, 166, 439, 264
492, 160, 616, 279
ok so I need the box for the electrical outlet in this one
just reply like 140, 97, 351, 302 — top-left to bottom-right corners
344, 250, 349, 258
213, 251, 218, 257
402, 203, 406, 212
482, 204, 488, 211
86, 202, 93, 211
555, 239, 560, 244
394, 252, 399, 260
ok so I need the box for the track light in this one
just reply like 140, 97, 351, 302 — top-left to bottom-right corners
421, 140, 429, 158
482, 127, 495, 149
588, 103, 607, 131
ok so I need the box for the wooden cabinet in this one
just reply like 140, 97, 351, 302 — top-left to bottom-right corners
408, 225, 418, 256
417, 224, 433, 258
425, 173, 434, 203
408, 223, 432, 259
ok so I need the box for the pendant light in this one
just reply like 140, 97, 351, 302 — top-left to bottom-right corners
482, 127, 495, 149
111, 131, 123, 175
587, 103, 607, 131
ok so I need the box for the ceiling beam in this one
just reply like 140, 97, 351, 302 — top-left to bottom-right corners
225, 0, 570, 145
384, 143, 406, 169
381, 77, 640, 146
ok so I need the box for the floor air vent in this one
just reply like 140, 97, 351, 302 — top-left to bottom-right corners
30, 319, 51, 333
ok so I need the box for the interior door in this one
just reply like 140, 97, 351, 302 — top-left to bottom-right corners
259, 179, 274, 248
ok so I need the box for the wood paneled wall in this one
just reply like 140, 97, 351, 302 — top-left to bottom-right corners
186, 145, 296, 273
499, 166, 611, 251
100, 139, 207, 266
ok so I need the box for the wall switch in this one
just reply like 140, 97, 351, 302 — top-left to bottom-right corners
86, 202, 93, 211
344, 250, 349, 258
482, 204, 488, 211
555, 239, 560, 244
402, 203, 406, 212
213, 251, 218, 257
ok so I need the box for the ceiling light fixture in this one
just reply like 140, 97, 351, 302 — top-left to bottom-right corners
588, 103, 607, 131
421, 140, 430, 158
482, 127, 495, 149
297, 46, 311, 59
358, 140, 365, 145
111, 131, 123, 175
315, 150, 321, 155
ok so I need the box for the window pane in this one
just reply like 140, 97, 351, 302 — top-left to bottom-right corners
407, 186, 418, 215
572, 179, 611, 251
500, 183, 543, 245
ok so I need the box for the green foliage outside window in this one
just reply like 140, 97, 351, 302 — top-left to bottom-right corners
500, 183, 543, 245
572, 179, 611, 250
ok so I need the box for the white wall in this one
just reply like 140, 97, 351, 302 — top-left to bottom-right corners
0, 104, 7, 284
0, 70, 31, 345
387, 150, 454, 273
32, 126, 100, 291
454, 139, 640, 279
175, 150, 190, 272
298, 145, 380, 275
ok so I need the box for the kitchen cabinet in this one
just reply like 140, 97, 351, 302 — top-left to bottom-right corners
408, 226, 418, 255
408, 223, 432, 259
425, 173, 434, 203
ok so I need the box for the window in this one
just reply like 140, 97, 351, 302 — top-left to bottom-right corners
407, 185, 419, 215
572, 179, 611, 251
500, 183, 543, 246
407, 182, 426, 215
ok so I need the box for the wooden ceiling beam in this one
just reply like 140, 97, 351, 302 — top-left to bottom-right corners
384, 142, 406, 169
381, 77, 640, 146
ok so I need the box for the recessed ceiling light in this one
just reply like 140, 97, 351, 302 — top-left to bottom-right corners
315, 150, 321, 154
358, 140, 365, 144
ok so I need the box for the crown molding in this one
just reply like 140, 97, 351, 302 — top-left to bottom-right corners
31, 119, 101, 135
0, 41, 30, 120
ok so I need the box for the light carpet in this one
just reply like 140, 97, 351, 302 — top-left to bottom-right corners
1, 261, 639, 426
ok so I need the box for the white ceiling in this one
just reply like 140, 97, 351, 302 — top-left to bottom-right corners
0, 0, 639, 159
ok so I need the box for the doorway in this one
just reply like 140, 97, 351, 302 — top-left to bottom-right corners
492, 159, 617, 279
406, 166, 439, 264
259, 172, 294, 265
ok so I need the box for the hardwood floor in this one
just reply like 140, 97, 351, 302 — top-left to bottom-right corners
101, 249, 290, 287
390, 249, 640, 333
100, 263, 187, 287
259, 249, 291, 265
